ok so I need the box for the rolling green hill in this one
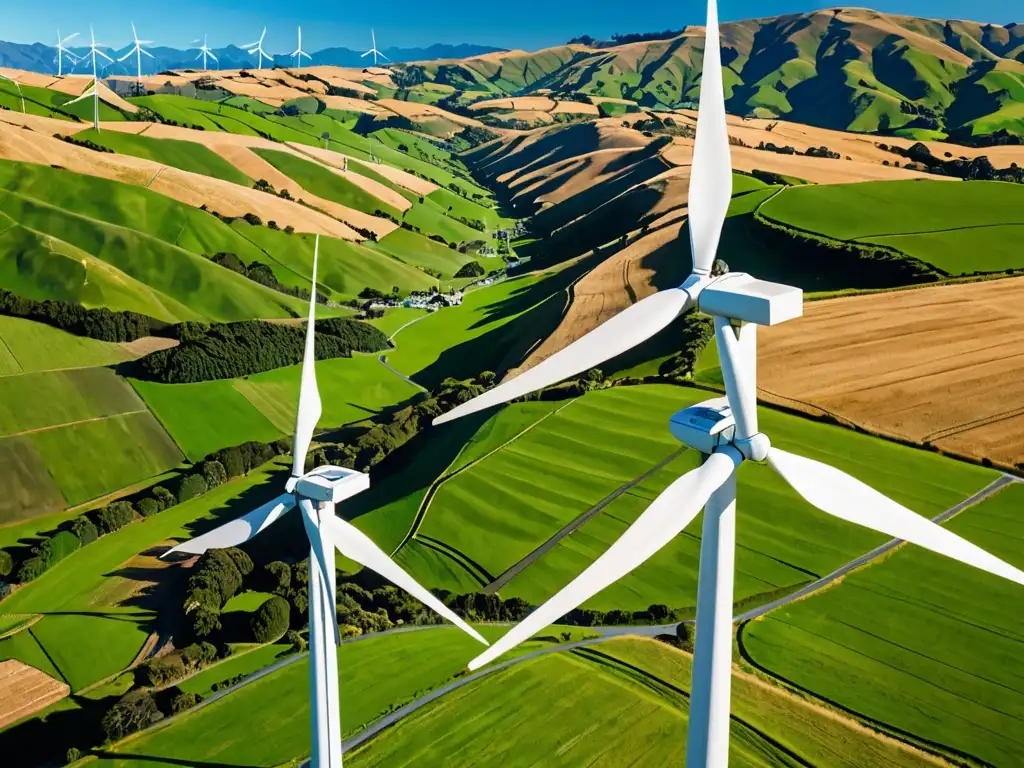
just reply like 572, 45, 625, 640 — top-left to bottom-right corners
396, 8, 1024, 139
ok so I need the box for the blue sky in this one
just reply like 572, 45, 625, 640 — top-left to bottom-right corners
6, 1, 1019, 51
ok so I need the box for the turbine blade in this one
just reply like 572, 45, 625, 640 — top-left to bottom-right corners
714, 317, 758, 438
361, 50, 372, 58
195, 51, 203, 61
209, 51, 219, 63
291, 236, 323, 478
96, 49, 114, 62
468, 449, 741, 670
141, 49, 154, 59
328, 515, 488, 645
61, 32, 80, 45
132, 22, 138, 41
299, 499, 341, 644
162, 494, 296, 557
433, 288, 694, 426
687, 0, 732, 276
379, 52, 390, 62
117, 50, 134, 62
768, 449, 1024, 586
66, 87, 95, 105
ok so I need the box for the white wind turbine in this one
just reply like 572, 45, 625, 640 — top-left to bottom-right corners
437, 1, 1024, 765
242, 27, 274, 71
55, 29, 80, 77
118, 22, 154, 92
361, 29, 388, 66
291, 26, 311, 68
191, 35, 218, 72
66, 26, 114, 132
162, 236, 487, 768
0, 71, 24, 113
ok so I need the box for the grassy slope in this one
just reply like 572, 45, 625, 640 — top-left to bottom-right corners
0, 460, 290, 691
741, 482, 1024, 766
348, 637, 932, 767
131, 378, 283, 462
759, 180, 1024, 274
406, 385, 995, 611
0, 161, 307, 322
0, 316, 129, 374
73, 128, 253, 185
373, 228, 475, 277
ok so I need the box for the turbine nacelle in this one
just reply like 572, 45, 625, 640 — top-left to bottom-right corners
669, 400, 772, 463
289, 465, 370, 503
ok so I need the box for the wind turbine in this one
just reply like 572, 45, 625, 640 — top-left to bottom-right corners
242, 27, 273, 71
118, 22, 154, 93
0, 69, 24, 113
161, 236, 487, 768
361, 29, 388, 66
55, 29, 80, 77
66, 26, 114, 132
291, 26, 311, 68
438, 1, 1024, 766
191, 35, 218, 72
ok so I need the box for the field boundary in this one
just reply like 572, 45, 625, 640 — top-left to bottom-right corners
3, 409, 149, 439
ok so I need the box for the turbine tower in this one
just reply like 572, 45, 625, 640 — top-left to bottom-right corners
291, 26, 311, 68
361, 29, 388, 66
192, 35, 218, 72
162, 236, 487, 768
117, 22, 154, 93
0, 72, 25, 113
55, 29, 80, 77
436, 1, 1024, 766
242, 27, 273, 71
66, 26, 113, 132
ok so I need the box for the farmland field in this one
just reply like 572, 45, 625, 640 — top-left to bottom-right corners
347, 637, 933, 767
177, 643, 292, 699
73, 129, 254, 185
0, 659, 69, 730
96, 626, 508, 767
131, 378, 283, 461
0, 317, 130, 374
0, 460, 291, 692
759, 276, 1024, 468
740, 483, 1024, 766
402, 384, 996, 612
374, 228, 474, 277
758, 180, 1024, 274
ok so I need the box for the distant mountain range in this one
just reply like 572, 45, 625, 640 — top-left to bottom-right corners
0, 41, 505, 75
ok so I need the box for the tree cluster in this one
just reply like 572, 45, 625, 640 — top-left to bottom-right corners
54, 133, 115, 153
882, 142, 1024, 184
756, 141, 840, 160
0, 288, 162, 343
131, 318, 387, 383
182, 548, 252, 640
212, 253, 319, 303
101, 690, 163, 742
250, 595, 291, 642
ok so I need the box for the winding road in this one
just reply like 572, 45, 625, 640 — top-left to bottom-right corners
376, 311, 432, 391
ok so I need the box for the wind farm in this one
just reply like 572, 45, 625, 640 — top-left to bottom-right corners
0, 2, 1023, 768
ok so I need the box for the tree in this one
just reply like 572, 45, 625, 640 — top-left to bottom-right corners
71, 517, 98, 545
201, 460, 227, 489
648, 604, 671, 622
676, 621, 694, 652
191, 608, 221, 638
251, 596, 291, 642
95, 501, 134, 534
224, 547, 253, 577
177, 473, 208, 504
171, 690, 201, 714
265, 561, 292, 596
475, 371, 496, 386
454, 261, 485, 278
101, 690, 163, 742
152, 486, 176, 510
0, 548, 13, 577
65, 747, 81, 765
137, 498, 162, 518
285, 629, 307, 653
560, 631, 572, 643
392, 285, 400, 295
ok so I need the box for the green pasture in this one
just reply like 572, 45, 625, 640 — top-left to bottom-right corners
252, 148, 402, 220
221, 590, 274, 614
177, 642, 292, 698
132, 378, 283, 462
97, 626, 506, 767
0, 316, 129, 374
349, 636, 931, 767
74, 129, 253, 185
404, 384, 995, 612
759, 180, 1024, 274
426, 187, 508, 230
29, 412, 183, 507
741, 482, 1024, 766
0, 80, 75, 120
233, 224, 437, 300
402, 196, 483, 245
0, 460, 290, 691
234, 355, 421, 433
365, 308, 428, 338
373, 228, 474, 277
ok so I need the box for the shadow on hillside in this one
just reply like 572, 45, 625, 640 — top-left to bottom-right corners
727, 17, 809, 113
0, 693, 110, 765
93, 753, 260, 768
412, 255, 598, 391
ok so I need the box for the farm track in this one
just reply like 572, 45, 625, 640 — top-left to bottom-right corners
3, 409, 148, 438
375, 311, 433, 392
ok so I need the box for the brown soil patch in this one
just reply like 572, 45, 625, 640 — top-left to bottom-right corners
759, 277, 1024, 468
377, 99, 487, 129
0, 660, 69, 729
120, 337, 180, 357
320, 95, 390, 115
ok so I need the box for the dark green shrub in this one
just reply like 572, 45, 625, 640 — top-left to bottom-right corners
71, 517, 98, 545
224, 547, 253, 577
177, 474, 208, 504
0, 288, 158, 343
171, 690, 201, 714
137, 498, 162, 517
16, 557, 47, 583
95, 501, 134, 534
190, 608, 221, 638
251, 595, 290, 642
285, 629, 307, 653
0, 549, 12, 577
201, 460, 227, 489
152, 486, 176, 509
36, 531, 80, 565
101, 690, 162, 742
65, 747, 81, 765
265, 561, 292, 596
186, 549, 243, 608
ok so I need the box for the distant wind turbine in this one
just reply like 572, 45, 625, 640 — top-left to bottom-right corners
66, 26, 113, 131
162, 236, 487, 768
0, 71, 25, 113
291, 26, 311, 68
241, 27, 273, 71
361, 28, 388, 66
117, 22, 154, 92
55, 29, 80, 77
191, 35, 218, 72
